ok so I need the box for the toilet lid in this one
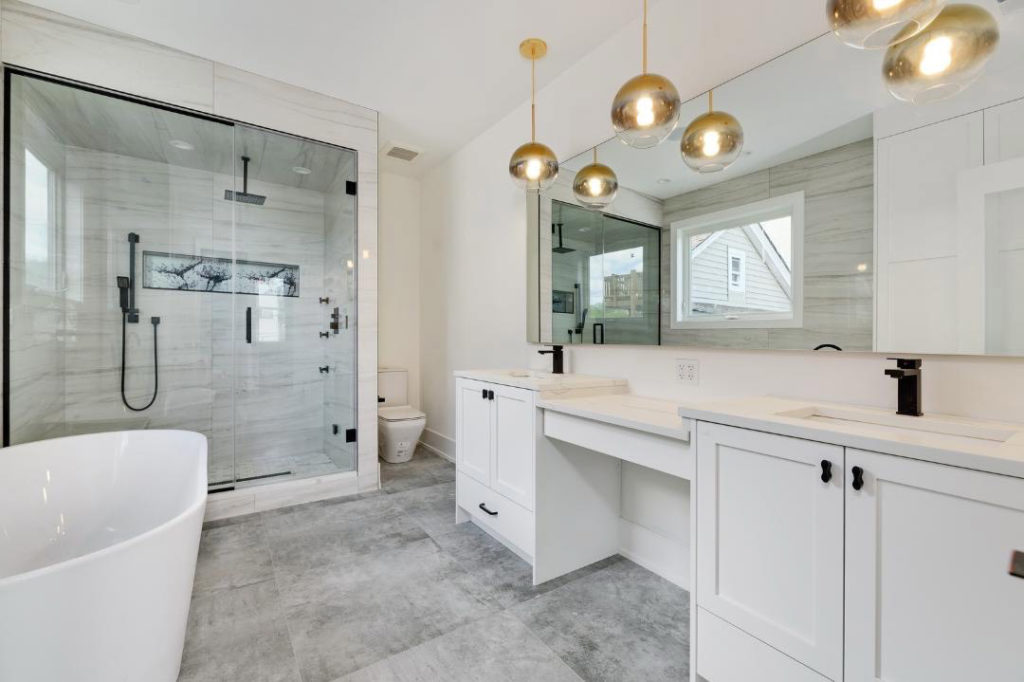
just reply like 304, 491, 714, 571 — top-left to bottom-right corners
379, 405, 425, 422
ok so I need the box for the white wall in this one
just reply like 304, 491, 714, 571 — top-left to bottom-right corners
419, 0, 1024, 580
379, 171, 422, 408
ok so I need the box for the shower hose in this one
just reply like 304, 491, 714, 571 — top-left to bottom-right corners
121, 312, 160, 411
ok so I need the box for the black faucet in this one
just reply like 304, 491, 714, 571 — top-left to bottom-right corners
884, 358, 922, 416
538, 345, 564, 374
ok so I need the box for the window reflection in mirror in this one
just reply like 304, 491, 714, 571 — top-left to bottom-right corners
671, 192, 803, 329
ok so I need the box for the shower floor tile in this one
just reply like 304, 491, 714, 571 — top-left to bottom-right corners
180, 447, 689, 682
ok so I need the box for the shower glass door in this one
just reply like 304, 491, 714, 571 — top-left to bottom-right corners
4, 70, 358, 490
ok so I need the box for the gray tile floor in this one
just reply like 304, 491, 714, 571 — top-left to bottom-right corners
180, 447, 690, 682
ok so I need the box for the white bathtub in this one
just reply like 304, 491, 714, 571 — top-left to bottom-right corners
0, 430, 207, 682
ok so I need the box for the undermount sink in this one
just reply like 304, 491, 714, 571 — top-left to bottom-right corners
776, 405, 1019, 443
503, 369, 553, 379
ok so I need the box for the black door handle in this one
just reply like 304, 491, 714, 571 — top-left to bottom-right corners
479, 502, 498, 516
820, 459, 832, 483
481, 388, 487, 399
851, 466, 865, 491
245, 307, 252, 344
593, 322, 605, 344
487, 390, 494, 400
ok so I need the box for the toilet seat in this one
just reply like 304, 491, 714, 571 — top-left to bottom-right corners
378, 405, 425, 422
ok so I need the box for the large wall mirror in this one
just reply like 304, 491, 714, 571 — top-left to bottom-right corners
528, 7, 1024, 355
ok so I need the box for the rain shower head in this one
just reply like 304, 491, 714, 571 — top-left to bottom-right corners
552, 223, 575, 254
224, 156, 267, 206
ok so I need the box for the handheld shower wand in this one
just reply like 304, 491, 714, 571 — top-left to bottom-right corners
119, 234, 159, 411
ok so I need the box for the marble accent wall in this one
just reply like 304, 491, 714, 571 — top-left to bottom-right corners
1, 0, 379, 492
661, 139, 874, 351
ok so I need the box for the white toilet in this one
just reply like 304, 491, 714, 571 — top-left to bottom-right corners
378, 368, 426, 464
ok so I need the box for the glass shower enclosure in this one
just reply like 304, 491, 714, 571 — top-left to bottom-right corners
4, 70, 359, 490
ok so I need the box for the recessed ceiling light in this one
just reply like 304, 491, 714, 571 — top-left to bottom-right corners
292, 166, 312, 175
168, 139, 194, 151
656, 178, 672, 184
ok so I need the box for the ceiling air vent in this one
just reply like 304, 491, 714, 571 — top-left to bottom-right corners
381, 141, 421, 163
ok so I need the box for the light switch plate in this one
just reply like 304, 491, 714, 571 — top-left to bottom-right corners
676, 358, 699, 385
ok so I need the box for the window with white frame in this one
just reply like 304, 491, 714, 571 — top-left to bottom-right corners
670, 191, 804, 329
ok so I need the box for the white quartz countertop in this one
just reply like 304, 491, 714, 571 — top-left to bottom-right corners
538, 393, 692, 441
454, 369, 626, 392
678, 396, 1024, 479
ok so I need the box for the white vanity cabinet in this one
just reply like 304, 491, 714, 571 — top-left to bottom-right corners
454, 377, 536, 559
694, 418, 1024, 682
844, 449, 1024, 682
696, 423, 844, 682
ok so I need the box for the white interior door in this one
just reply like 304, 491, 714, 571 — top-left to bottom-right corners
696, 422, 844, 681
845, 449, 1024, 682
490, 384, 535, 510
455, 378, 492, 486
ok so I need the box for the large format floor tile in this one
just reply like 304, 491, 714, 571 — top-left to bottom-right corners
335, 611, 583, 682
182, 449, 692, 682
510, 560, 691, 682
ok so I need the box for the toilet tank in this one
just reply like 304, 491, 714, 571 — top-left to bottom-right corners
378, 368, 409, 407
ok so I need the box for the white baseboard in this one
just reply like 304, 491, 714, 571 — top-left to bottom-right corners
420, 427, 455, 463
619, 518, 690, 590
204, 470, 363, 521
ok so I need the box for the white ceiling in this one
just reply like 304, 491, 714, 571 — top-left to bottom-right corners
22, 0, 658, 176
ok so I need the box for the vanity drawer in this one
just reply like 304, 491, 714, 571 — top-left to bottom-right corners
697, 608, 830, 682
543, 410, 694, 479
457, 471, 534, 559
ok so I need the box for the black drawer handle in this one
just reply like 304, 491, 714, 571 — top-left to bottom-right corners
820, 459, 832, 483
851, 466, 865, 491
479, 502, 498, 516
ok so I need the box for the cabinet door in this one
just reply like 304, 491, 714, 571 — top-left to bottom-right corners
696, 423, 844, 681
845, 449, 1024, 682
455, 379, 491, 485
876, 112, 983, 353
490, 384, 535, 510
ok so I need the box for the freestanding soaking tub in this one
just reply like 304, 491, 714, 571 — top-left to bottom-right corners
0, 430, 207, 682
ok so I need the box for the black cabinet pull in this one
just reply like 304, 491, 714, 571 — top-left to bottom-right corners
820, 459, 832, 483
479, 502, 498, 516
245, 307, 252, 344
851, 466, 865, 491
481, 388, 487, 399
487, 390, 495, 400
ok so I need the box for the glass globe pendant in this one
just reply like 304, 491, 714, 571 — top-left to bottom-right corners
610, 0, 681, 149
572, 148, 619, 210
828, 0, 944, 50
882, 4, 999, 104
509, 38, 558, 190
680, 91, 744, 174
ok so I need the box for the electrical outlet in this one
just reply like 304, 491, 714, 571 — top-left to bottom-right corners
676, 358, 699, 385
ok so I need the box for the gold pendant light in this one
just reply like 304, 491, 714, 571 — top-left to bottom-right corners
509, 38, 559, 190
883, 3, 999, 104
610, 0, 681, 149
680, 91, 744, 174
572, 148, 619, 210
828, 0, 944, 50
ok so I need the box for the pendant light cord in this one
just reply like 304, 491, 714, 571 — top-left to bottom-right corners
642, 0, 648, 74
531, 52, 536, 142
